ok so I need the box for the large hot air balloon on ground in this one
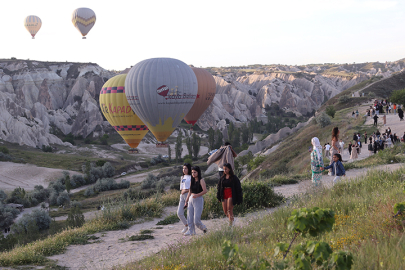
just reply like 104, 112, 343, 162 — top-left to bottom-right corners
125, 58, 198, 144
71, 8, 96, 39
99, 74, 148, 149
184, 67, 216, 126
24, 16, 42, 39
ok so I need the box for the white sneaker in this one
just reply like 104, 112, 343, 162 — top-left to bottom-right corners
181, 227, 188, 233
184, 230, 195, 236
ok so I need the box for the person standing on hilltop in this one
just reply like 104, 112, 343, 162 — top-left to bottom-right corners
310, 137, 324, 187
216, 163, 243, 227
393, 103, 397, 115
207, 142, 237, 178
373, 114, 379, 126
177, 163, 192, 234
329, 127, 340, 176
324, 143, 331, 158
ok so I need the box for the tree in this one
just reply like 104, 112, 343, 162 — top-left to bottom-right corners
66, 206, 85, 228
241, 124, 249, 144
186, 137, 192, 157
325, 105, 336, 118
227, 122, 235, 142
168, 145, 172, 163
65, 173, 71, 193
192, 133, 201, 159
390, 88, 405, 106
214, 129, 223, 149
207, 127, 215, 150
175, 130, 183, 163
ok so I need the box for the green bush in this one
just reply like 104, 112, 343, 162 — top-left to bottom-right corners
390, 88, 405, 106
183, 158, 192, 165
325, 105, 336, 118
0, 146, 9, 154
96, 160, 106, 167
247, 155, 266, 171
315, 112, 331, 128
338, 95, 350, 104
201, 181, 284, 219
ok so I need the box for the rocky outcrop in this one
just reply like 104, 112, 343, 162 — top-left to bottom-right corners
0, 60, 115, 147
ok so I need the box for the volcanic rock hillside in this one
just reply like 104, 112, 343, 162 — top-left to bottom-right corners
196, 59, 405, 130
0, 58, 404, 148
0, 59, 115, 147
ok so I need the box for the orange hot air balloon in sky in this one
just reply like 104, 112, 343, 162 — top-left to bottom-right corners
184, 68, 217, 125
99, 74, 148, 149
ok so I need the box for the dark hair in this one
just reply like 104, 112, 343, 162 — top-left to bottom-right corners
221, 163, 235, 179
191, 166, 202, 181
182, 163, 192, 177
332, 127, 339, 141
224, 142, 231, 146
333, 153, 342, 162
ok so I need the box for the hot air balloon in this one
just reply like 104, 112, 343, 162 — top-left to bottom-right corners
24, 16, 42, 39
125, 58, 198, 144
99, 74, 148, 149
71, 8, 96, 39
184, 68, 216, 126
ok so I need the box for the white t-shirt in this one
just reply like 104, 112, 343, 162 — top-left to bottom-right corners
339, 142, 344, 149
180, 175, 191, 190
325, 145, 331, 151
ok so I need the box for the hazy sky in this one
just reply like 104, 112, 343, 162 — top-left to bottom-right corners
2, 0, 404, 70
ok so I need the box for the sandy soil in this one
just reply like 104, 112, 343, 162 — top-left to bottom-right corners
0, 162, 81, 192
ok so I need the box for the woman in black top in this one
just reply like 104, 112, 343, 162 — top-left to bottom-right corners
216, 163, 243, 226
184, 166, 207, 236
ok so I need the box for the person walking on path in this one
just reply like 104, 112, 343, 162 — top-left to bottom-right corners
350, 140, 359, 160
207, 142, 237, 178
339, 139, 345, 154
329, 127, 340, 175
348, 142, 352, 156
368, 141, 374, 156
398, 107, 404, 121
216, 163, 243, 227
393, 104, 397, 115
364, 132, 368, 144
310, 137, 324, 187
184, 166, 208, 236
323, 153, 345, 185
177, 163, 192, 234
324, 143, 331, 158
373, 114, 379, 126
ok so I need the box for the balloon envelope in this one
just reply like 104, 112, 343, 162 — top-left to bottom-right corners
125, 58, 198, 142
184, 68, 216, 125
99, 74, 148, 149
24, 15, 42, 38
71, 7, 96, 38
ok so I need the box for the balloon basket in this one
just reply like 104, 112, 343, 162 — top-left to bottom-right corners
156, 143, 168, 148
32, 37, 35, 39
128, 148, 139, 154
82, 37, 86, 39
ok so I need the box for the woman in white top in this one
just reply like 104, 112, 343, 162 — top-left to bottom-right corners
177, 163, 192, 233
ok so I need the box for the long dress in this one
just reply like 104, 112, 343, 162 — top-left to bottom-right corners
350, 145, 358, 159
311, 149, 324, 187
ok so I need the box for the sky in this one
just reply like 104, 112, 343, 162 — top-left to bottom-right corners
2, 0, 405, 70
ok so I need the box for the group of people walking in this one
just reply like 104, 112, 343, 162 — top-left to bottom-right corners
177, 143, 242, 236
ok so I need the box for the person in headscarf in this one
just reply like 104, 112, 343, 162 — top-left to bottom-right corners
310, 137, 324, 187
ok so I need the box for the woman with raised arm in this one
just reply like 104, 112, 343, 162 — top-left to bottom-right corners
216, 163, 243, 227
184, 166, 207, 236
177, 163, 191, 234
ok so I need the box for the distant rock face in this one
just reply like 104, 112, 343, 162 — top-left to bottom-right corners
0, 60, 115, 147
196, 59, 405, 131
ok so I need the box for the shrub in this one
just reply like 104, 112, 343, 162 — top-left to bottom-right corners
102, 162, 115, 178
0, 190, 7, 203
56, 191, 70, 206
315, 112, 331, 128
141, 174, 158, 189
390, 88, 405, 106
70, 200, 82, 208
14, 209, 51, 231
0, 203, 18, 229
325, 105, 336, 118
338, 95, 350, 103
0, 152, 13, 161
96, 160, 106, 167
89, 167, 104, 183
72, 175, 86, 186
84, 187, 95, 197
66, 206, 85, 228
0, 146, 9, 154
41, 145, 53, 152
183, 158, 192, 165
247, 155, 266, 171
